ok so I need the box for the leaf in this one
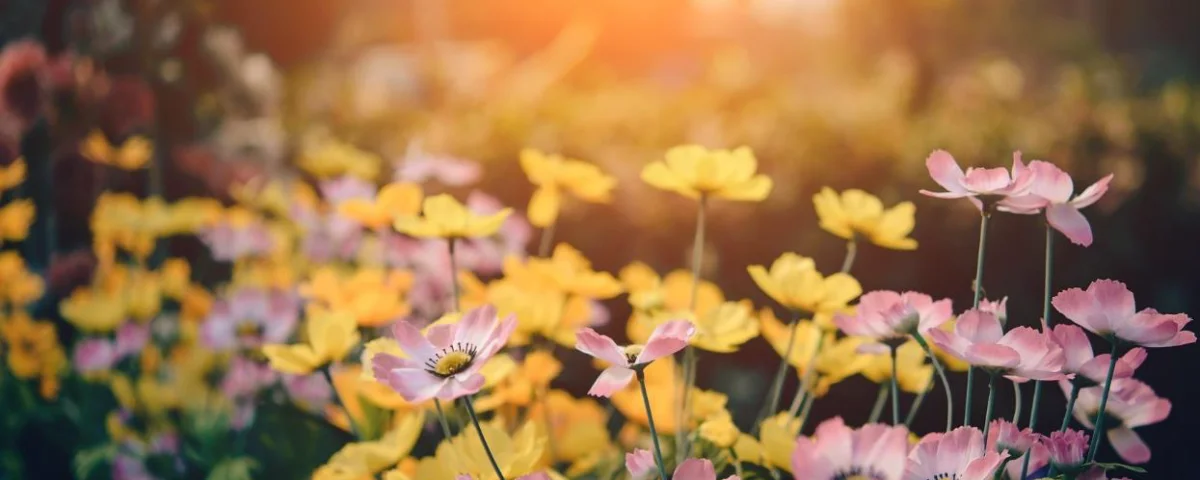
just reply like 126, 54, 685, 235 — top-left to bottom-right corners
73, 443, 116, 480
1093, 462, 1148, 474
206, 457, 259, 480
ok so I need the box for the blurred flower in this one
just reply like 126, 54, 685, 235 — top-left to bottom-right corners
758, 412, 801, 472
698, 414, 739, 448
986, 419, 1036, 459
0, 157, 25, 192
574, 320, 693, 397
411, 420, 545, 480
747, 253, 861, 326
1070, 378, 1169, 464
920, 150, 1033, 210
532, 390, 610, 472
337, 182, 423, 230
834, 290, 952, 346
262, 309, 360, 375
813, 187, 917, 250
73, 338, 117, 376
759, 309, 826, 372
301, 267, 413, 327
60, 287, 127, 333
298, 139, 381, 180
520, 148, 616, 227
670, 300, 758, 353
1052, 279, 1195, 347
0, 199, 34, 241
860, 340, 933, 394
395, 144, 481, 186
0, 252, 44, 307
197, 207, 273, 261
625, 452, 732, 480
0, 40, 49, 134
395, 194, 512, 239
81, 130, 154, 170
999, 157, 1113, 246
791, 418, 908, 480
813, 335, 871, 395
1, 312, 64, 391
641, 145, 772, 201
906, 427, 1008, 480
201, 288, 299, 351
220, 355, 278, 399
929, 309, 1067, 382
1044, 429, 1090, 475
313, 410, 424, 478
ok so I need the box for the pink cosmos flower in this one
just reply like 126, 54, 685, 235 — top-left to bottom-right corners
283, 373, 332, 412
998, 157, 1113, 246
919, 150, 1033, 210
201, 288, 299, 351
790, 417, 908, 480
1070, 379, 1170, 464
318, 175, 375, 205
1047, 322, 1147, 385
986, 419, 1036, 458
373, 305, 516, 403
1004, 441, 1048, 480
292, 202, 362, 263
1044, 429, 1090, 475
575, 320, 695, 397
221, 355, 278, 399
978, 297, 1008, 325
626, 450, 739, 480
114, 323, 151, 359
928, 309, 1069, 382
397, 142, 482, 186
905, 427, 1008, 480
197, 218, 274, 261
834, 290, 952, 348
1052, 279, 1195, 347
73, 339, 117, 374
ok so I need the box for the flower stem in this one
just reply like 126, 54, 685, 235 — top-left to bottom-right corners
463, 396, 507, 480
786, 333, 826, 420
912, 332, 954, 432
841, 239, 857, 273
637, 370, 670, 480
868, 382, 889, 423
537, 219, 556, 258
1012, 379, 1023, 424
904, 386, 927, 426
964, 212, 991, 427
981, 374, 997, 450
321, 366, 359, 439
756, 311, 801, 434
448, 237, 460, 312
1087, 342, 1120, 461
728, 447, 745, 479
1059, 383, 1080, 432
795, 394, 815, 433
1019, 226, 1055, 480
433, 398, 454, 440
677, 194, 707, 461
890, 346, 901, 425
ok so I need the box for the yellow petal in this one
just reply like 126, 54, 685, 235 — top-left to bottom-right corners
262, 344, 321, 374
378, 182, 424, 217
640, 161, 699, 199
527, 186, 561, 228
717, 175, 773, 201
813, 187, 853, 239
464, 207, 512, 237
871, 201, 918, 250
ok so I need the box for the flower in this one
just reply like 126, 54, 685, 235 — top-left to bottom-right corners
790, 417, 908, 480
0, 40, 49, 132
1070, 379, 1169, 464
1044, 429, 1090, 475
371, 305, 515, 403
197, 207, 274, 261
200, 288, 298, 351
1052, 279, 1195, 347
297, 139, 382, 180
520, 148, 616, 227
758, 412, 802, 472
73, 338, 117, 375
1047, 322, 1147, 386
313, 410, 425, 478
80, 130, 153, 170
758, 309, 826, 372
699, 414, 740, 448
0, 312, 65, 398
666, 300, 759, 353
641, 145, 772, 201
394, 194, 512, 239
813, 188, 917, 250
0, 199, 33, 241
0, 252, 43, 307
998, 157, 1113, 246
574, 320, 694, 397
60, 287, 127, 333
919, 150, 1033, 210
860, 340, 934, 394
301, 267, 414, 327
0, 157, 25, 192
262, 310, 361, 375
928, 309, 1068, 382
986, 419, 1036, 458
834, 290, 952, 345
336, 182, 424, 230
905, 426, 1008, 480
410, 420, 545, 480
626, 451, 739, 480
747, 253, 861, 321
394, 143, 481, 186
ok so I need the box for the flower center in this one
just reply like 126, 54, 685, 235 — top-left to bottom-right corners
236, 321, 263, 338
623, 345, 645, 364
833, 468, 888, 480
426, 343, 478, 377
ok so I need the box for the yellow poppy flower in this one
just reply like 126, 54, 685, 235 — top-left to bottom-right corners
758, 412, 802, 472
0, 199, 34, 242
415, 420, 546, 480
0, 252, 43, 307
747, 253, 862, 318
298, 139, 382, 180
262, 310, 360, 375
813, 336, 872, 396
80, 130, 153, 170
0, 158, 25, 192
520, 148, 616, 227
699, 414, 740, 448
860, 339, 933, 394
758, 309, 828, 372
537, 244, 623, 299
641, 145, 772, 201
639, 300, 758, 353
302, 267, 414, 327
60, 288, 128, 333
315, 410, 425, 478
337, 182, 424, 229
813, 187, 918, 250
1, 312, 61, 379
394, 194, 511, 239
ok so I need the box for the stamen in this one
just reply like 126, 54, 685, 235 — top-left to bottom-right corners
425, 342, 479, 377
623, 344, 645, 364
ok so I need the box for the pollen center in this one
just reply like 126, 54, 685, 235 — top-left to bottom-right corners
833, 467, 888, 480
623, 345, 645, 364
432, 350, 473, 377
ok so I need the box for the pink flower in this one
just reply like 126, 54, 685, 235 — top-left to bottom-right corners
318, 175, 376, 205
834, 290, 952, 346
1044, 429, 1090, 474
1070, 379, 1170, 464
397, 142, 481, 186
221, 355, 278, 399
292, 202, 362, 263
998, 157, 1113, 246
373, 305, 515, 403
1052, 279, 1195, 347
1047, 322, 1147, 385
919, 150, 1033, 210
625, 450, 739, 480
791, 417, 908, 480
575, 320, 695, 397
0, 40, 49, 135
1005, 441, 1048, 480
283, 373, 332, 411
928, 309, 1069, 382
201, 288, 299, 351
986, 419, 1036, 457
905, 426, 1008, 480
73, 339, 117, 374
198, 218, 274, 261
467, 190, 532, 256
978, 297, 1008, 325
114, 323, 150, 359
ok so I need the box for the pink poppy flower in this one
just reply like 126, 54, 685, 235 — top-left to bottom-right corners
198, 218, 274, 261
626, 450, 739, 480
905, 426, 1008, 480
834, 290, 952, 347
928, 309, 1069, 382
790, 417, 908, 480
998, 157, 1113, 246
221, 355, 278, 399
373, 304, 516, 403
201, 288, 299, 351
1052, 279, 1195, 347
1070, 379, 1170, 464
1005, 441, 1048, 480
1047, 322, 1147, 385
575, 320, 695, 397
73, 339, 117, 374
986, 419, 1036, 458
919, 150, 1033, 210
1044, 429, 1090, 475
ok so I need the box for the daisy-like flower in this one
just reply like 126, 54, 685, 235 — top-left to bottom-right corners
928, 309, 1068, 382
626, 451, 740, 480
998, 157, 1113, 246
1047, 322, 1147, 386
395, 141, 481, 186
747, 253, 862, 322
336, 181, 423, 230
834, 290, 952, 347
790, 417, 908, 480
262, 310, 360, 375
371, 304, 515, 403
574, 320, 694, 397
1044, 429, 1090, 475
813, 188, 918, 250
919, 150, 1033, 210
520, 148, 616, 227
1070, 379, 1170, 464
641, 144, 772, 201
394, 194, 512, 239
200, 288, 298, 351
905, 427, 1008, 480
986, 419, 1036, 459
1052, 279, 1195, 347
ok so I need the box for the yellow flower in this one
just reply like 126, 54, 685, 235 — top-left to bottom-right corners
860, 340, 933, 394
60, 288, 127, 333
298, 139, 382, 180
534, 390, 610, 470
263, 310, 360, 375
416, 421, 546, 480
747, 253, 862, 319
337, 182, 424, 230
758, 309, 828, 372
81, 130, 153, 170
1, 312, 62, 381
159, 258, 191, 299
641, 145, 772, 201
0, 199, 34, 241
301, 267, 414, 327
0, 252, 43, 307
0, 158, 25, 192
813, 336, 871, 396
641, 300, 758, 353
520, 148, 616, 227
537, 244, 623, 298
758, 412, 801, 472
316, 410, 425, 478
699, 414, 740, 448
813, 187, 918, 250
394, 194, 511, 239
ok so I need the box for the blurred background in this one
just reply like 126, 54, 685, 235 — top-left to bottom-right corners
5, 0, 1200, 477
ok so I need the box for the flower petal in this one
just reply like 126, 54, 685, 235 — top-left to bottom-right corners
637, 320, 695, 364
589, 366, 636, 398
925, 150, 967, 193
1046, 203, 1093, 247
575, 328, 628, 366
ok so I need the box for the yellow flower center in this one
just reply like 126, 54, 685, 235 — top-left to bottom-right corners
834, 469, 888, 480
623, 345, 644, 364
427, 346, 477, 377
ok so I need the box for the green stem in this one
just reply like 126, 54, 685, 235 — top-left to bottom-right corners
890, 346, 901, 425
1060, 383, 1080, 432
795, 394, 815, 433
755, 311, 801, 434
637, 370, 670, 480
786, 334, 826, 420
448, 238, 460, 312
964, 212, 991, 427
904, 386, 927, 426
433, 398, 454, 440
1087, 342, 1120, 461
677, 194, 707, 462
869, 381, 889, 423
1012, 379, 1023, 424
728, 447, 745, 479
912, 332, 954, 432
463, 396, 507, 480
1020, 225, 1055, 480
536, 219, 556, 258
841, 239, 857, 273
321, 366, 359, 439
981, 374, 997, 450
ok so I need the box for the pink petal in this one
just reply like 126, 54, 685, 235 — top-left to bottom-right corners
625, 449, 655, 478
370, 353, 408, 382
961, 167, 1013, 194
812, 417, 854, 470
1046, 203, 1093, 246
959, 451, 1008, 480
588, 366, 635, 398
1052, 287, 1106, 335
956, 310, 1004, 344
454, 304, 499, 349
919, 189, 973, 199
393, 320, 437, 361
673, 459, 716, 480
1051, 324, 1094, 373
575, 328, 629, 366
384, 368, 449, 403
1107, 428, 1151, 464
790, 437, 837, 480
855, 424, 910, 479
636, 320, 695, 364
925, 150, 967, 193
438, 372, 485, 400
1070, 173, 1113, 209
1089, 280, 1136, 322
1119, 310, 1194, 347
1028, 160, 1074, 204
964, 344, 1021, 369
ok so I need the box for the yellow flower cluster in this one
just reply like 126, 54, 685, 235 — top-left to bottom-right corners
80, 130, 154, 170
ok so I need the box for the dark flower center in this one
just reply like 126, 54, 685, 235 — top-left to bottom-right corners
426, 342, 479, 377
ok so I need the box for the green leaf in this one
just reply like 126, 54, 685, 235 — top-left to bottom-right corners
1092, 462, 1148, 474
206, 457, 259, 480
73, 443, 116, 480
